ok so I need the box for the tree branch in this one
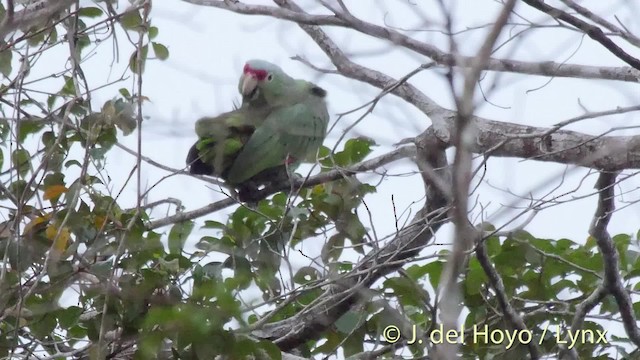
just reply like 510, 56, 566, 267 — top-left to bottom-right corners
522, 0, 640, 70
589, 171, 640, 347
0, 0, 75, 39
179, 0, 640, 82
429, 112, 640, 171
437, 2, 522, 359
146, 145, 416, 230
559, 0, 640, 48
559, 284, 607, 360
476, 236, 541, 358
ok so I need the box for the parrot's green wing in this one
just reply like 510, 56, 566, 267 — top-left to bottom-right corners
225, 96, 329, 184
187, 59, 329, 201
186, 105, 270, 177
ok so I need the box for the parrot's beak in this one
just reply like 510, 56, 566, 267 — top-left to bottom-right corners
240, 73, 259, 97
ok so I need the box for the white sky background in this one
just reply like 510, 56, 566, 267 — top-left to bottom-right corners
5, 0, 640, 356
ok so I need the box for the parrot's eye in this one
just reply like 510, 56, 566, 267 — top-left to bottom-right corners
267, 74, 273, 82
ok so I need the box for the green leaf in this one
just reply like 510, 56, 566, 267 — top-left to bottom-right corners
168, 221, 194, 255
149, 26, 159, 39
405, 264, 432, 281
313, 331, 343, 355
322, 233, 344, 263
342, 213, 365, 241
110, 98, 137, 135
334, 310, 363, 334
58, 306, 83, 328
79, 7, 103, 18
76, 33, 91, 54
119, 88, 131, 99
129, 45, 148, 74
46, 94, 58, 110
8, 179, 33, 201
17, 119, 45, 142
384, 277, 425, 307
256, 341, 281, 360
47, 26, 58, 45
0, 49, 11, 77
120, 10, 143, 30
65, 160, 82, 169
0, 118, 10, 141
422, 260, 444, 289
11, 148, 31, 176
152, 42, 169, 60
293, 266, 320, 284
203, 220, 225, 229
60, 75, 76, 96
344, 136, 376, 163
27, 31, 46, 46
223, 256, 253, 290
484, 235, 501, 256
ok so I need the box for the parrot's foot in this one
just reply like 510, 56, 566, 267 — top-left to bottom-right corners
186, 144, 214, 175
234, 169, 304, 203
236, 184, 264, 203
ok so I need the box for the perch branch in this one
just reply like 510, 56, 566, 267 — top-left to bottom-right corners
146, 145, 416, 230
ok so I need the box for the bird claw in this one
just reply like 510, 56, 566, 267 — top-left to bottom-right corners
236, 185, 264, 204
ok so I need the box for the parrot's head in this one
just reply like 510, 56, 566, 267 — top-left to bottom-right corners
239, 59, 293, 106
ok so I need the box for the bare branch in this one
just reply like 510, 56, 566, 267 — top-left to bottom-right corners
178, 0, 640, 82
559, 0, 640, 48
437, 2, 521, 359
522, 0, 640, 70
427, 112, 640, 171
589, 171, 640, 346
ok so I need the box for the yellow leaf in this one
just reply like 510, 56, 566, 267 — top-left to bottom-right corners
23, 214, 51, 236
43, 185, 68, 200
45, 224, 57, 240
45, 224, 70, 252
94, 215, 107, 229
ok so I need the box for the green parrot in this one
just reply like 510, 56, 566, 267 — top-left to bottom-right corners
186, 59, 329, 199
186, 64, 275, 185
225, 59, 330, 184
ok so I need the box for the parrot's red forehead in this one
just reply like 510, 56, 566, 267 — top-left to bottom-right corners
243, 64, 268, 81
